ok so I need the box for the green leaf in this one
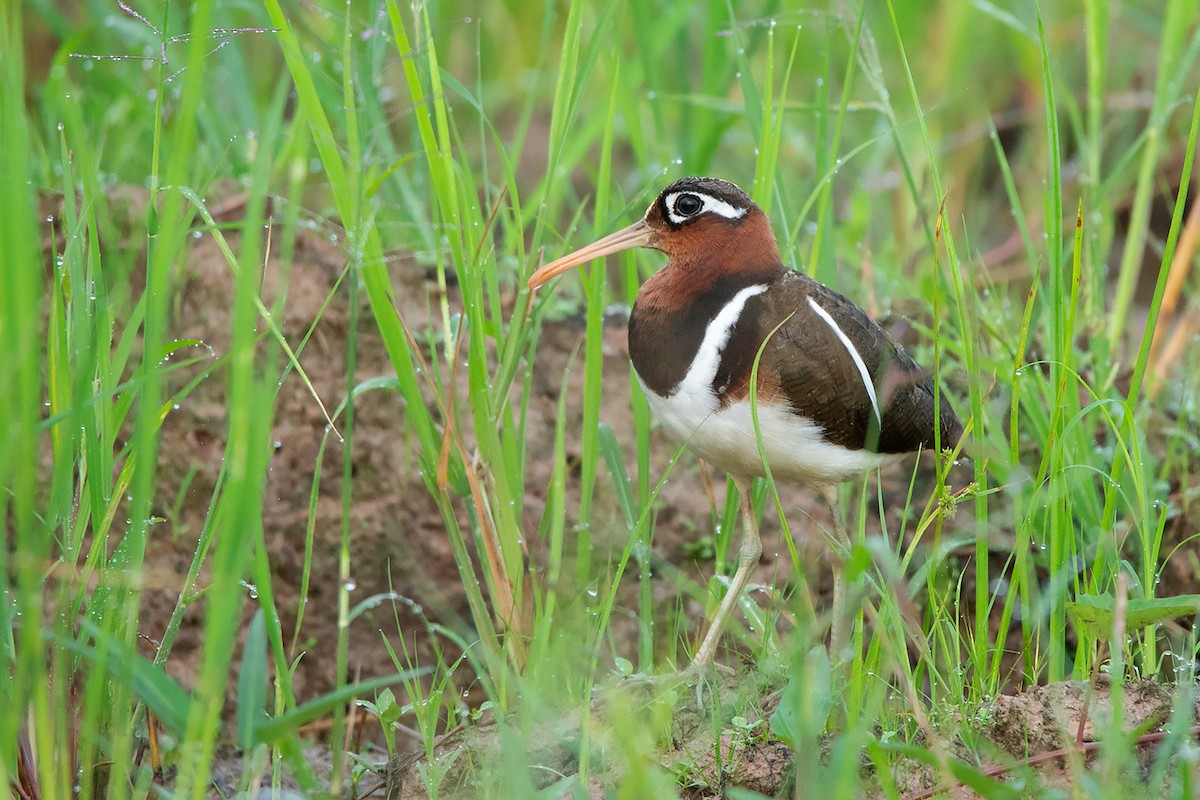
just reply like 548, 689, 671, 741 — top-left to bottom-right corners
51, 620, 192, 737
237, 610, 268, 748
375, 687, 403, 727
158, 338, 205, 360
1068, 593, 1200, 638
769, 646, 831, 745
598, 423, 636, 530
252, 669, 429, 744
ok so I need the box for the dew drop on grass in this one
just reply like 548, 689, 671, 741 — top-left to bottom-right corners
344, 579, 357, 592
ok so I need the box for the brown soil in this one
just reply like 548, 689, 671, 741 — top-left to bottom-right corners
379, 674, 1193, 799
138, 195, 872, 715
51, 184, 1198, 796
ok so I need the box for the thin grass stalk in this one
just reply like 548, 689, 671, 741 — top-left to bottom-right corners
176, 34, 280, 800
805, 4, 866, 279
0, 2, 47, 791
328, 3, 366, 785
1124, 83, 1200, 675
526, 364, 572, 689
45, 132, 83, 800
88, 1, 213, 793
878, 1, 937, 252
881, 0, 971, 699
538, 0, 596, 588
1081, 0, 1109, 328
389, 3, 532, 668
1029, 8, 1074, 682
1107, 0, 1198, 347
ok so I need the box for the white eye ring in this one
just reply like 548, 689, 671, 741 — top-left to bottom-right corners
663, 191, 747, 225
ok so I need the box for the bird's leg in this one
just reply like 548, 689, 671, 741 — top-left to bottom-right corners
819, 485, 852, 661
690, 475, 761, 670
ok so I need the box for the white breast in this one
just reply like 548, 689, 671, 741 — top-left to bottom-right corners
639, 285, 898, 486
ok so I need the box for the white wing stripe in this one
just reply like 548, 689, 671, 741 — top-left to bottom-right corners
806, 297, 881, 423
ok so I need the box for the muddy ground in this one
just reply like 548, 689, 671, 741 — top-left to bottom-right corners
47, 184, 1200, 797
144, 202, 871, 708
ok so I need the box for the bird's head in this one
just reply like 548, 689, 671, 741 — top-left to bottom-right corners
527, 177, 780, 289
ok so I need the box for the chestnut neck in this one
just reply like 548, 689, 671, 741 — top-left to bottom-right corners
638, 211, 783, 312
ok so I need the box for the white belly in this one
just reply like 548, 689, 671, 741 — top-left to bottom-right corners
639, 284, 897, 486
644, 389, 897, 485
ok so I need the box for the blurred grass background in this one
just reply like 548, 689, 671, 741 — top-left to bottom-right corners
5, 0, 1200, 796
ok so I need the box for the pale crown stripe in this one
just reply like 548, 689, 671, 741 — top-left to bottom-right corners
806, 297, 881, 423
664, 191, 748, 226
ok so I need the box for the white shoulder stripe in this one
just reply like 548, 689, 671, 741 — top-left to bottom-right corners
806, 296, 881, 423
673, 284, 769, 401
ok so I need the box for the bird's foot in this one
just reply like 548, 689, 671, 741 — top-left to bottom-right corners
625, 658, 737, 710
678, 657, 736, 682
619, 662, 728, 689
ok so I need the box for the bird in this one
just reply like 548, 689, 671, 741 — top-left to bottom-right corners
527, 176, 963, 670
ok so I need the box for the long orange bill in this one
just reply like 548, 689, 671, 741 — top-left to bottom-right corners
527, 219, 651, 289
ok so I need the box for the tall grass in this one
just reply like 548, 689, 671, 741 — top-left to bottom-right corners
6, 0, 1200, 797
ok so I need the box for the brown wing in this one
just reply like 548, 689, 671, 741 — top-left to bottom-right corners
717, 270, 961, 454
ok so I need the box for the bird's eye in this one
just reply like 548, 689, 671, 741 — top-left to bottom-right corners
674, 194, 703, 217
